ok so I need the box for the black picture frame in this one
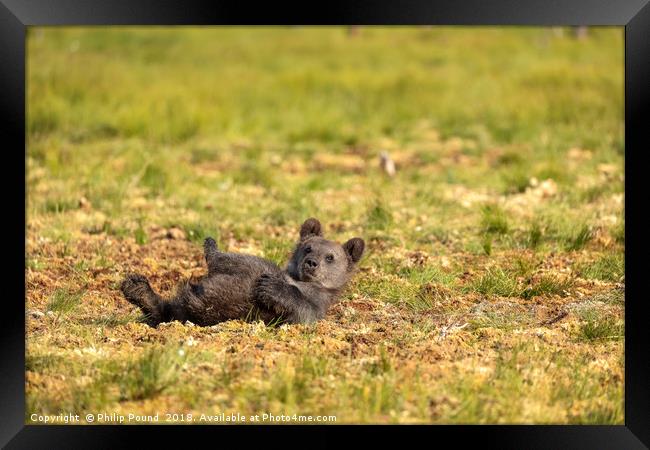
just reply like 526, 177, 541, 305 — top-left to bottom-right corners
3, 1, 648, 448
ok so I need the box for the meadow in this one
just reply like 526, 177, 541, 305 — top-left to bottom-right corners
26, 27, 624, 424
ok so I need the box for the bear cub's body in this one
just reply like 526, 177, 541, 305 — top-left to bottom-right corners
120, 218, 365, 327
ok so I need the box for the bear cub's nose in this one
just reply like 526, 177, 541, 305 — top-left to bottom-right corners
305, 258, 319, 269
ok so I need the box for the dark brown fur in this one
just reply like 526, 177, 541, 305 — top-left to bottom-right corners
120, 218, 365, 327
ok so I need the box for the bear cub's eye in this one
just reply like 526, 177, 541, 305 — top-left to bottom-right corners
325, 254, 334, 263
304, 246, 312, 254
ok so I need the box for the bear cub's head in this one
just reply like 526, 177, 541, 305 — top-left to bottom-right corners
286, 218, 365, 290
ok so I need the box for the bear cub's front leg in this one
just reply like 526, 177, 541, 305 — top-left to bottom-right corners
254, 274, 323, 324
120, 273, 164, 326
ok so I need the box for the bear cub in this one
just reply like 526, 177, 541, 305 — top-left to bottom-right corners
120, 218, 365, 327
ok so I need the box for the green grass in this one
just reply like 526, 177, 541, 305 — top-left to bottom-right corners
469, 308, 530, 332
521, 274, 574, 299
26, 26, 624, 425
480, 204, 509, 235
467, 268, 573, 299
46, 288, 84, 314
613, 220, 625, 244
501, 168, 530, 194
25, 354, 65, 373
181, 221, 220, 243
577, 253, 624, 282
134, 219, 147, 245
366, 198, 394, 231
467, 267, 519, 297
576, 310, 624, 342
565, 224, 593, 251
398, 265, 456, 286
89, 311, 142, 327
526, 222, 543, 249
119, 345, 187, 401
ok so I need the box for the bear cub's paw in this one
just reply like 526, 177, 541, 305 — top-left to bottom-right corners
120, 273, 152, 307
254, 274, 283, 302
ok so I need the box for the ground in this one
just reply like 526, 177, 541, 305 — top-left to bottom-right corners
26, 27, 624, 424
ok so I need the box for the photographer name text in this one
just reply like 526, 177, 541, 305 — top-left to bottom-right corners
30, 412, 336, 424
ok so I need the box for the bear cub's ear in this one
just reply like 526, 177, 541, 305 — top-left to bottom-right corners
300, 218, 323, 240
343, 238, 365, 263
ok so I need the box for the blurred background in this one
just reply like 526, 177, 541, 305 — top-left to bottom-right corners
28, 27, 622, 145
27, 26, 623, 246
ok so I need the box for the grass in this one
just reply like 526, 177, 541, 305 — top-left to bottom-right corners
440, 343, 623, 424
466, 267, 574, 300
46, 288, 84, 314
480, 204, 509, 235
577, 253, 624, 282
501, 168, 530, 194
520, 274, 574, 299
566, 224, 593, 251
527, 222, 543, 249
366, 198, 394, 231
467, 267, 519, 297
577, 314, 624, 343
119, 345, 186, 401
26, 26, 624, 424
